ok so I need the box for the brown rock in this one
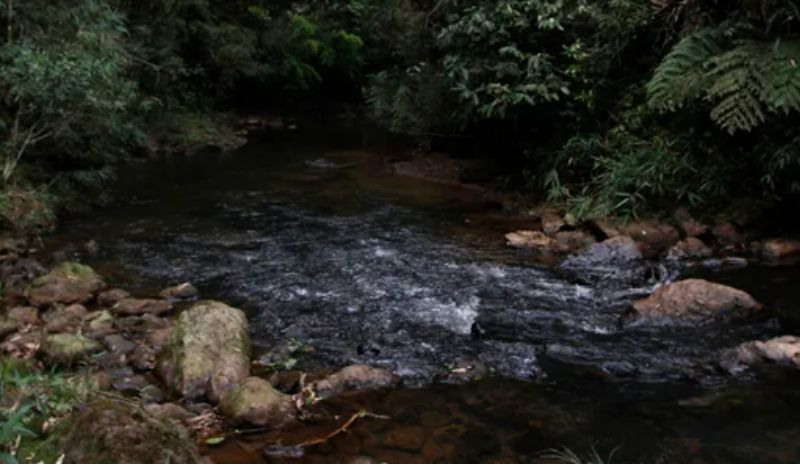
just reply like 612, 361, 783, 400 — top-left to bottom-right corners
760, 239, 800, 261
621, 221, 680, 257
159, 283, 199, 301
713, 222, 746, 245
97, 288, 131, 307
112, 298, 173, 316
147, 327, 173, 352
144, 402, 196, 423
675, 208, 709, 237
312, 364, 400, 399
553, 231, 596, 253
7, 306, 38, 325
219, 377, 296, 428
103, 334, 138, 355
505, 231, 567, 253
130, 344, 157, 371
631, 279, 761, 324
667, 237, 713, 260
26, 262, 105, 307
722, 336, 800, 373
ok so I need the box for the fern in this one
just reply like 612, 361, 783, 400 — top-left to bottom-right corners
648, 30, 800, 133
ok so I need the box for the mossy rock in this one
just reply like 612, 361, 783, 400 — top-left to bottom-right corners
36, 394, 198, 463
220, 377, 296, 428
26, 262, 105, 307
157, 301, 250, 403
40, 334, 103, 366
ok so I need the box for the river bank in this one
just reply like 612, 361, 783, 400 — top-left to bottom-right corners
4, 127, 800, 463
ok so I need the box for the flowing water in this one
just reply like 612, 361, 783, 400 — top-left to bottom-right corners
44, 127, 800, 463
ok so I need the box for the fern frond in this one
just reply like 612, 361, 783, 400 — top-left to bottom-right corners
647, 28, 720, 112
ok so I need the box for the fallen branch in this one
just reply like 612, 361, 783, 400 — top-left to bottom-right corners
295, 409, 390, 449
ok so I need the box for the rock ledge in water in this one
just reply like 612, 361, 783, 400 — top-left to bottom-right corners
722, 336, 800, 373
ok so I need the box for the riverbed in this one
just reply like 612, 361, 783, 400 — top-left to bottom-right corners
44, 126, 800, 463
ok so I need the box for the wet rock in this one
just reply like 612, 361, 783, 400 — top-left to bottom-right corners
130, 344, 157, 371
0, 318, 19, 339
87, 310, 115, 333
666, 237, 712, 260
144, 402, 195, 423
159, 282, 199, 301
568, 235, 641, 265
384, 426, 426, 451
760, 239, 800, 261
553, 231, 596, 253
713, 222, 746, 245
103, 334, 138, 355
621, 221, 680, 257
97, 288, 131, 307
675, 208, 709, 238
505, 230, 566, 253
311, 364, 400, 399
46, 394, 198, 463
7, 306, 39, 325
721, 336, 800, 373
112, 298, 173, 316
112, 374, 151, 396
26, 262, 104, 307
116, 314, 169, 334
40, 333, 103, 365
219, 377, 296, 428
629, 279, 761, 325
157, 301, 250, 403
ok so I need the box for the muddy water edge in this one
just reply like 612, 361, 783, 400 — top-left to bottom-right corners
40, 126, 800, 463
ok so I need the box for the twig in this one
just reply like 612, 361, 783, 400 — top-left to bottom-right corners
294, 409, 390, 449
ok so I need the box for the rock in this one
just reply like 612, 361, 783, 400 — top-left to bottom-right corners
384, 426, 426, 451
721, 336, 800, 373
219, 377, 296, 428
159, 282, 199, 301
564, 235, 642, 267
26, 262, 104, 307
97, 288, 131, 307
7, 306, 38, 325
46, 395, 198, 463
156, 301, 250, 403
144, 402, 195, 423
713, 222, 746, 245
620, 221, 680, 257
140, 384, 166, 403
311, 364, 400, 399
594, 219, 622, 239
553, 231, 596, 253
674, 208, 709, 238
43, 304, 89, 334
538, 210, 565, 235
116, 314, 169, 334
505, 230, 566, 253
760, 239, 800, 261
112, 298, 173, 316
40, 333, 103, 365
0, 318, 19, 339
146, 327, 173, 352
630, 279, 761, 325
87, 310, 115, 333
130, 344, 157, 371
103, 334, 138, 355
111, 374, 151, 396
666, 237, 712, 260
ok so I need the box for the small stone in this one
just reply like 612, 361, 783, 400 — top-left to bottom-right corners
87, 310, 115, 333
103, 334, 138, 355
144, 402, 195, 423
97, 288, 131, 307
311, 364, 400, 399
112, 298, 173, 316
7, 306, 39, 325
667, 237, 712, 260
112, 374, 151, 396
130, 344, 157, 371
159, 283, 199, 301
505, 230, 567, 253
620, 221, 680, 257
0, 318, 19, 340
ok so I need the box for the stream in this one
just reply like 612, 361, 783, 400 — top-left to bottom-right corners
44, 126, 800, 463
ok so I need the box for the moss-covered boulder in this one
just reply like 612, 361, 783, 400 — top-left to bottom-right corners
220, 377, 296, 428
26, 262, 105, 307
40, 333, 103, 366
156, 301, 250, 403
41, 394, 198, 463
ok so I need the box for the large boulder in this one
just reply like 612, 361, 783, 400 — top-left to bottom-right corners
311, 364, 400, 399
721, 336, 800, 374
40, 333, 103, 365
156, 301, 250, 403
43, 394, 198, 463
26, 262, 105, 307
219, 377, 296, 428
630, 279, 761, 325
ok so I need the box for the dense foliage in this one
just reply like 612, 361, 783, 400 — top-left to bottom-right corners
0, 0, 798, 227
